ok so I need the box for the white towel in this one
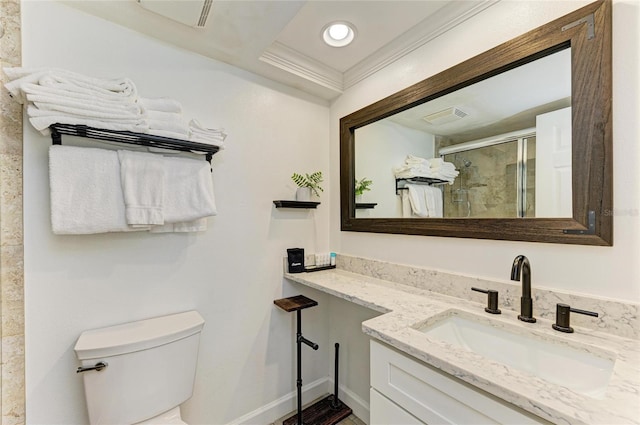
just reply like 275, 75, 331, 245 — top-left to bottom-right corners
147, 129, 190, 140
4, 67, 136, 103
30, 103, 141, 121
424, 186, 443, 218
400, 190, 413, 218
406, 184, 429, 217
188, 119, 227, 148
27, 93, 143, 114
148, 119, 189, 135
48, 145, 149, 234
29, 114, 149, 135
117, 150, 165, 226
20, 82, 134, 106
161, 156, 217, 223
139, 97, 183, 113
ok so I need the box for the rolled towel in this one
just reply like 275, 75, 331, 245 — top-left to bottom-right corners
117, 150, 166, 226
139, 97, 183, 113
48, 145, 149, 234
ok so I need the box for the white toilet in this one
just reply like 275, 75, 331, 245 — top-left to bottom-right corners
74, 311, 205, 424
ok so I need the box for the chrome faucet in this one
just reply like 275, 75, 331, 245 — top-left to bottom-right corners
510, 255, 536, 323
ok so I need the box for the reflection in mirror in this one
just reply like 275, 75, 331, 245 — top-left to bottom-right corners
355, 48, 571, 219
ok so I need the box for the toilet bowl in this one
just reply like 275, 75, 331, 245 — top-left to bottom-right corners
74, 311, 205, 425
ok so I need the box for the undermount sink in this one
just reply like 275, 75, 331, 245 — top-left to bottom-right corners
414, 310, 616, 398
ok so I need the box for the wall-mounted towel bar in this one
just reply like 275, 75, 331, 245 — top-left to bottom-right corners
395, 177, 448, 194
49, 123, 220, 163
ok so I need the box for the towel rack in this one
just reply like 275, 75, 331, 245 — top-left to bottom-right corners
49, 123, 220, 163
395, 177, 448, 194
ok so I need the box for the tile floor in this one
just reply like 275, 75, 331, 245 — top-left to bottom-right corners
273, 396, 365, 425
274, 413, 364, 425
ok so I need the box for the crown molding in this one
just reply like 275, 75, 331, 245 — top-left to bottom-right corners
343, 0, 500, 89
259, 0, 498, 99
259, 42, 344, 94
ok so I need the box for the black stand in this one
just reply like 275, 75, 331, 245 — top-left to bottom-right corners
274, 295, 319, 425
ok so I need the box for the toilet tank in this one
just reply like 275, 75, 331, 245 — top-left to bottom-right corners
74, 311, 205, 425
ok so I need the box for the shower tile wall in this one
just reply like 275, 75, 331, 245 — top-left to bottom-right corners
443, 139, 536, 218
0, 0, 26, 424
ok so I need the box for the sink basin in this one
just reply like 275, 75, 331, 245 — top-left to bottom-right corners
415, 310, 615, 398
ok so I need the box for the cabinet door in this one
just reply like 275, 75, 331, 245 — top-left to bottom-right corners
370, 388, 424, 425
370, 340, 549, 424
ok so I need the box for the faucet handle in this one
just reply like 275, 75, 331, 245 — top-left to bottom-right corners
552, 303, 598, 333
471, 287, 501, 314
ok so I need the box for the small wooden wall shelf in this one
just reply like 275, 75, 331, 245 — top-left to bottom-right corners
355, 203, 377, 209
273, 200, 320, 209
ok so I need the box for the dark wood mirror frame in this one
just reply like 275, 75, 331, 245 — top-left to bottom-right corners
340, 0, 612, 246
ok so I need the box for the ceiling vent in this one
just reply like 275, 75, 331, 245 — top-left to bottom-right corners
422, 107, 468, 125
137, 0, 213, 28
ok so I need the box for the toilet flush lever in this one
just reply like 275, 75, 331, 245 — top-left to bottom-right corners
76, 361, 108, 373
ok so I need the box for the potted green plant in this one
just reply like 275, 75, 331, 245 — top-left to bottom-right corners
355, 177, 373, 200
292, 171, 323, 201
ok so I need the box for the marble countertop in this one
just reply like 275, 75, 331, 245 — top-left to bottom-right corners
284, 268, 640, 425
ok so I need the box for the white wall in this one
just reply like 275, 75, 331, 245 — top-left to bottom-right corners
355, 120, 434, 217
22, 2, 330, 423
330, 0, 640, 304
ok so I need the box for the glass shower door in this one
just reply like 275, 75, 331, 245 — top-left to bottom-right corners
443, 140, 523, 218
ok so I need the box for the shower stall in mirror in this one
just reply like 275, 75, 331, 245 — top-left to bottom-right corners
439, 130, 537, 218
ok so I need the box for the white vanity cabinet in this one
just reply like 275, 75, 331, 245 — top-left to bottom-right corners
370, 340, 550, 424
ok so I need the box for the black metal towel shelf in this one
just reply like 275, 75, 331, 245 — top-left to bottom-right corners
395, 177, 449, 194
49, 123, 220, 163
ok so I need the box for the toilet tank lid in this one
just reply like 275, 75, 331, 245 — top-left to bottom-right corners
74, 311, 205, 360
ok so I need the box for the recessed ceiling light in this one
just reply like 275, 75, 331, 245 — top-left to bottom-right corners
322, 21, 356, 47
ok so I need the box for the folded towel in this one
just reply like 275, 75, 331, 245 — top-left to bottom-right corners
161, 156, 217, 223
188, 119, 227, 148
148, 119, 189, 135
147, 110, 183, 122
117, 150, 165, 226
31, 115, 149, 135
147, 129, 190, 140
48, 145, 149, 234
4, 67, 136, 103
26, 93, 144, 114
139, 97, 183, 113
38, 73, 136, 98
19, 82, 134, 105
30, 103, 141, 121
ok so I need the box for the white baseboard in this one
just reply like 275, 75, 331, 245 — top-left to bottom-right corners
226, 378, 371, 425
227, 377, 329, 425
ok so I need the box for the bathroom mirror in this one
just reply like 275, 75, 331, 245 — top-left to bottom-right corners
340, 0, 612, 246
